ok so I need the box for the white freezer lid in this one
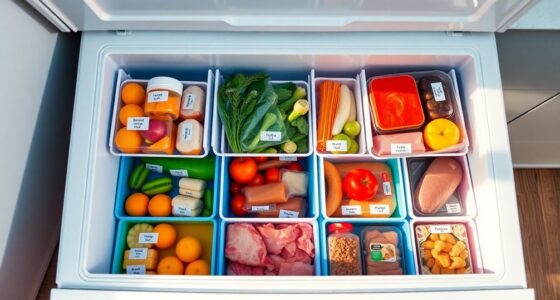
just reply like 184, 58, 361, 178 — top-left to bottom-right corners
28, 0, 538, 33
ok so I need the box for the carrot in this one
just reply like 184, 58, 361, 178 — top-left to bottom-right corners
317, 81, 341, 152
324, 161, 342, 217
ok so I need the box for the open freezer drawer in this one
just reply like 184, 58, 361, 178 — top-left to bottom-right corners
54, 31, 529, 297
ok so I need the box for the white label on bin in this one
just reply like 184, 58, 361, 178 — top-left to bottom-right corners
183, 93, 196, 109
126, 265, 146, 275
181, 122, 193, 141
145, 164, 162, 173
251, 205, 270, 212
147, 91, 168, 103
279, 209, 299, 218
429, 225, 452, 234
170, 169, 189, 177
279, 156, 298, 161
260, 131, 282, 142
129, 248, 148, 260
127, 117, 149, 131
138, 233, 158, 244
173, 205, 192, 216
431, 82, 446, 102
446, 203, 462, 214
341, 205, 362, 216
370, 204, 390, 215
390, 143, 412, 154
326, 140, 348, 152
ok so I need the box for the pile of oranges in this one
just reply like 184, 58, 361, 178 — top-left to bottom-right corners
115, 83, 147, 153
125, 193, 173, 217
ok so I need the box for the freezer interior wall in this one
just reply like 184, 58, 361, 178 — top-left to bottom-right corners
85, 52, 503, 276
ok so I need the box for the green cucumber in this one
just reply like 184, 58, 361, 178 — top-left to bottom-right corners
203, 188, 213, 211
141, 156, 215, 181
141, 177, 173, 196
129, 164, 149, 189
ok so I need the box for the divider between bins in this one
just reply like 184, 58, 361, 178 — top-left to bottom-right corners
111, 219, 218, 275
217, 219, 321, 275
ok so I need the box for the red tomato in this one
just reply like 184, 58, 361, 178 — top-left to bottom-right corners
286, 162, 304, 171
254, 156, 268, 163
265, 168, 280, 183
248, 173, 264, 186
342, 169, 378, 201
229, 158, 257, 183
230, 182, 243, 195
230, 194, 248, 216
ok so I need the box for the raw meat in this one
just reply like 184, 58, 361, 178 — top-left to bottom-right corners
227, 261, 253, 275
296, 223, 315, 257
225, 223, 267, 266
256, 223, 299, 254
278, 262, 315, 276
373, 132, 426, 156
363, 229, 403, 275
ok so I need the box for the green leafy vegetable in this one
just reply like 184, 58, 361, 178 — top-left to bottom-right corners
290, 117, 308, 136
278, 86, 307, 114
274, 82, 296, 102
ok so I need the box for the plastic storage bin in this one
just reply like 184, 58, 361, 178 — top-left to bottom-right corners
111, 219, 217, 275
109, 69, 214, 157
114, 156, 220, 221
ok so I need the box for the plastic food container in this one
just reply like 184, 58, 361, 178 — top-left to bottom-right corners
404, 156, 476, 218
180, 85, 206, 122
327, 223, 363, 275
111, 220, 217, 275
145, 77, 183, 120
114, 156, 219, 221
414, 223, 474, 275
417, 71, 457, 120
114, 118, 176, 155
360, 226, 405, 275
368, 75, 425, 134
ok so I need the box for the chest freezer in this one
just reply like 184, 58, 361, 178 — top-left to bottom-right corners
28, 0, 536, 299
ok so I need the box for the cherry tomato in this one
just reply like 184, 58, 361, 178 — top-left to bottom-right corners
286, 162, 304, 171
248, 173, 264, 186
230, 182, 244, 195
342, 169, 378, 201
229, 158, 257, 183
230, 194, 248, 216
254, 156, 268, 163
265, 168, 281, 183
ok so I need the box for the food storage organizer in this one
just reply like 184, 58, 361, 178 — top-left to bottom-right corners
109, 69, 214, 157
114, 156, 220, 221
220, 156, 319, 219
311, 70, 368, 157
318, 156, 406, 220
212, 70, 313, 157
41, 0, 536, 297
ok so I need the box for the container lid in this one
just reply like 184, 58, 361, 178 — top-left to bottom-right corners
328, 222, 353, 234
147, 77, 183, 95
29, 0, 538, 33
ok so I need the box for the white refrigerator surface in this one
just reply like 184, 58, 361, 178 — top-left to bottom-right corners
49, 30, 532, 298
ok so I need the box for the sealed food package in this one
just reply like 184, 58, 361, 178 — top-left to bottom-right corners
417, 71, 456, 120
327, 223, 363, 275
281, 170, 308, 198
407, 157, 464, 216
415, 223, 473, 275
144, 77, 183, 120
361, 226, 404, 275
254, 197, 307, 218
176, 119, 203, 155
331, 162, 397, 218
372, 132, 426, 156
218, 73, 288, 153
180, 85, 206, 121
368, 75, 425, 134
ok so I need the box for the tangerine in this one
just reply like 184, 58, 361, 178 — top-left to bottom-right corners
152, 223, 177, 249
115, 128, 142, 153
175, 236, 202, 263
124, 193, 149, 216
157, 256, 184, 275
148, 194, 172, 217
121, 82, 146, 105
185, 259, 210, 275
119, 104, 145, 126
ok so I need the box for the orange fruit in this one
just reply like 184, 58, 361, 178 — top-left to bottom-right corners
153, 223, 177, 249
124, 193, 149, 216
115, 128, 142, 153
185, 259, 210, 275
157, 256, 184, 275
119, 104, 145, 126
121, 82, 146, 105
175, 236, 202, 263
148, 194, 172, 217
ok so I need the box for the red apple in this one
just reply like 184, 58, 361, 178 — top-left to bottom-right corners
141, 119, 167, 143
